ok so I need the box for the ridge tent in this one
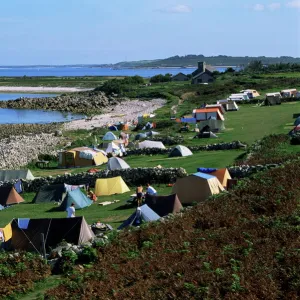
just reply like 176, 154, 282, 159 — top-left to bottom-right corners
32, 184, 67, 203
0, 169, 34, 182
107, 157, 130, 171
135, 133, 147, 141
59, 188, 93, 211
58, 147, 108, 168
103, 132, 118, 141
138, 141, 166, 149
95, 176, 130, 196
197, 131, 218, 138
265, 93, 282, 106
205, 104, 226, 115
226, 101, 239, 111
0, 187, 24, 207
8, 217, 94, 252
172, 172, 224, 204
105, 142, 123, 156
108, 125, 118, 131
169, 145, 193, 157
210, 168, 232, 188
118, 204, 160, 230
145, 194, 183, 217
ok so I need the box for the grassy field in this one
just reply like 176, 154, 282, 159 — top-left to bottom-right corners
0, 185, 172, 229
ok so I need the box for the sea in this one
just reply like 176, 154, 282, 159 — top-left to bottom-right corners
0, 66, 238, 77
0, 66, 239, 124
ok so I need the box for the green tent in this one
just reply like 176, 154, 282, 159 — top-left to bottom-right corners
59, 188, 93, 211
0, 169, 34, 181
32, 184, 66, 203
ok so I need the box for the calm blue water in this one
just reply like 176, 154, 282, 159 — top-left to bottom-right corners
0, 93, 58, 101
0, 66, 239, 77
0, 108, 84, 124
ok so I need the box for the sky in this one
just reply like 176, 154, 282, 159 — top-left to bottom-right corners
0, 0, 299, 65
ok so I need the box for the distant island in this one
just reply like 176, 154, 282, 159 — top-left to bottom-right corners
106, 54, 300, 69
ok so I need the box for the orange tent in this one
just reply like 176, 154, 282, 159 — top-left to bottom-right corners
210, 168, 232, 188
0, 187, 24, 206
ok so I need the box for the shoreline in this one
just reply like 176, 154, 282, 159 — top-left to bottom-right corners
0, 86, 93, 93
64, 99, 166, 130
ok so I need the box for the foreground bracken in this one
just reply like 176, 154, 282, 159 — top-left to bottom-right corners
45, 161, 300, 300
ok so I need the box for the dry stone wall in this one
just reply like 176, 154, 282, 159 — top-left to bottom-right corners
0, 133, 61, 169
2, 167, 188, 193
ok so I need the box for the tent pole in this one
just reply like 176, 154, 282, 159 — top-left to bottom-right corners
41, 233, 47, 259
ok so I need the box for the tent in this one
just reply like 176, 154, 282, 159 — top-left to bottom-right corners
32, 184, 66, 203
172, 172, 224, 204
108, 125, 118, 131
105, 142, 124, 157
145, 194, 183, 217
103, 132, 118, 141
265, 93, 282, 106
210, 168, 232, 188
205, 104, 226, 115
0, 169, 34, 182
197, 131, 218, 138
198, 119, 225, 131
294, 117, 300, 126
138, 141, 166, 149
95, 176, 130, 196
118, 205, 160, 230
58, 147, 108, 168
0, 187, 24, 207
7, 217, 94, 252
226, 101, 239, 111
107, 157, 130, 171
169, 145, 193, 157
135, 133, 147, 141
193, 108, 225, 121
59, 189, 93, 211
146, 131, 160, 137
240, 89, 260, 98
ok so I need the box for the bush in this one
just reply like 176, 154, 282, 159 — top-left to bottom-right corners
150, 74, 172, 83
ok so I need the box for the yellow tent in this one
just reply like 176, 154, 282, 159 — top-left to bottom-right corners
210, 168, 232, 188
58, 147, 108, 168
95, 176, 130, 196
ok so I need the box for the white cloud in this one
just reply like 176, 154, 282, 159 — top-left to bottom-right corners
287, 0, 300, 8
268, 3, 281, 10
156, 4, 192, 14
253, 4, 265, 11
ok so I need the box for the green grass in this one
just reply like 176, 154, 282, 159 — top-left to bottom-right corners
0, 186, 172, 229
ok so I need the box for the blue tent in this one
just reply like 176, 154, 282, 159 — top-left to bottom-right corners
109, 125, 118, 131
59, 188, 93, 211
118, 204, 160, 230
197, 168, 217, 174
14, 180, 23, 194
294, 117, 300, 126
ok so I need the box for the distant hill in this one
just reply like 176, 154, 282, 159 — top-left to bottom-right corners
111, 54, 300, 68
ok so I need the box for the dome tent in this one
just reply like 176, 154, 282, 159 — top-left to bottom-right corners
107, 157, 130, 171
169, 145, 193, 157
103, 132, 118, 141
59, 188, 93, 211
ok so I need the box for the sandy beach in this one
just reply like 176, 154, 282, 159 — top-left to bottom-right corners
64, 99, 166, 130
0, 86, 93, 93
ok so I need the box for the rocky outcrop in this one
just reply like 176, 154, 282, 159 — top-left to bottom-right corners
0, 91, 121, 114
0, 133, 61, 169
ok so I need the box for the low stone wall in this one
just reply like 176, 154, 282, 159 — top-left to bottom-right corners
127, 141, 246, 156
0, 133, 61, 169
228, 164, 281, 178
5, 167, 187, 193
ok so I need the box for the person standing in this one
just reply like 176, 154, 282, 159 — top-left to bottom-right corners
146, 183, 157, 196
136, 185, 143, 207
67, 203, 76, 218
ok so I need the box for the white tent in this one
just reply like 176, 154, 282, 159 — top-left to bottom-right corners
106, 142, 122, 156
226, 101, 239, 111
169, 145, 193, 157
0, 169, 35, 181
138, 141, 166, 149
103, 132, 118, 141
107, 157, 130, 171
